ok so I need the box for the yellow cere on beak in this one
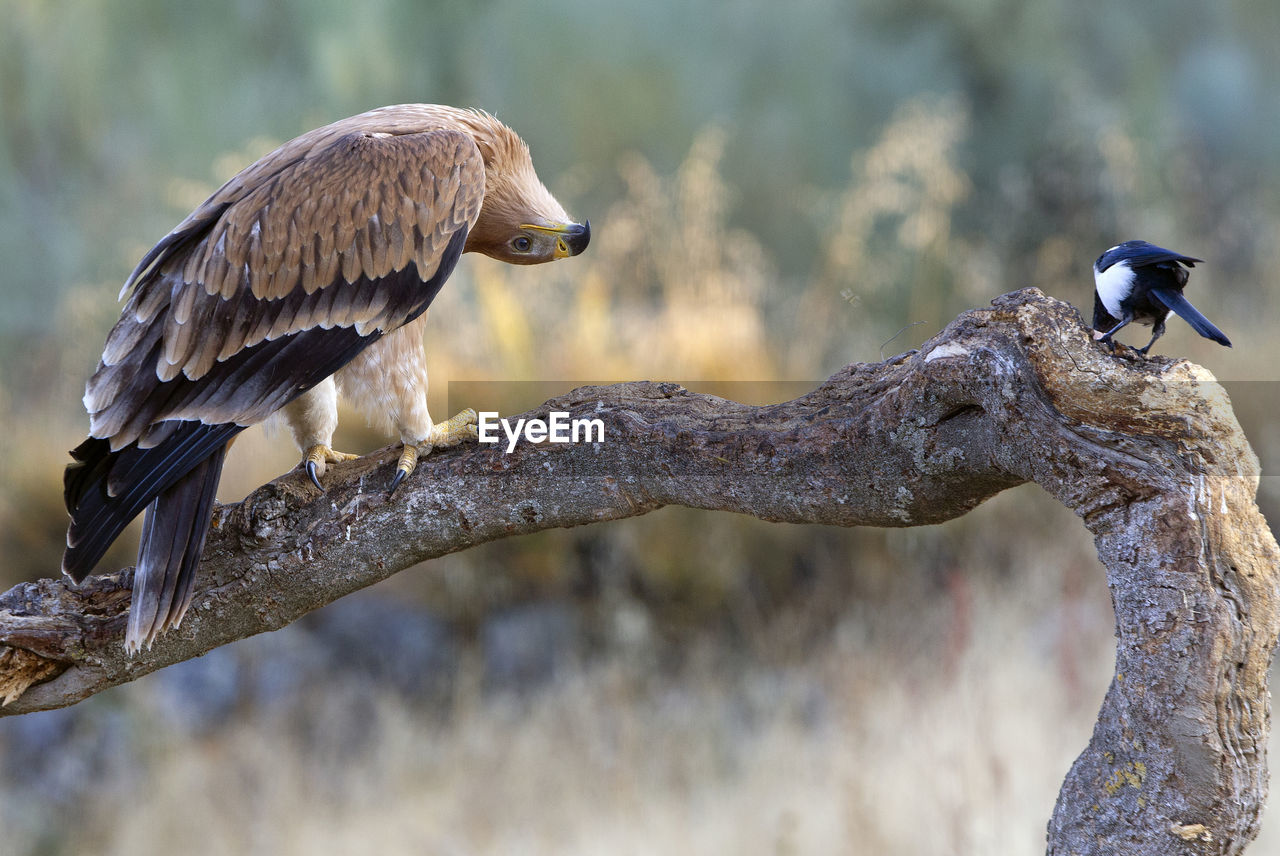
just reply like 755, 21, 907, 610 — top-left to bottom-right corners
520, 221, 592, 259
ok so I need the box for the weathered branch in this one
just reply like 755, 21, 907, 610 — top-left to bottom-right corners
2, 288, 1276, 854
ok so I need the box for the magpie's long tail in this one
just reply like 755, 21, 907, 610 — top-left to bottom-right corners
1150, 287, 1232, 347
63, 420, 242, 652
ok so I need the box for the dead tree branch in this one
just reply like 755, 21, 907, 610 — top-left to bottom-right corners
1, 288, 1276, 854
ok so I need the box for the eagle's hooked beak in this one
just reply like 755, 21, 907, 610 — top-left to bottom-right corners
522, 221, 591, 259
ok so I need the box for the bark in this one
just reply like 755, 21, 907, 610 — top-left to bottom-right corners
1, 288, 1276, 854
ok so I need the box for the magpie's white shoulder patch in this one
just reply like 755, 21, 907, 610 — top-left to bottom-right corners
1094, 259, 1133, 317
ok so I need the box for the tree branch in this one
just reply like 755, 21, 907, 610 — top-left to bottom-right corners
2, 288, 1276, 854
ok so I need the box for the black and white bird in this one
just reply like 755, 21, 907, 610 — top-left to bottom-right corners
1092, 240, 1231, 354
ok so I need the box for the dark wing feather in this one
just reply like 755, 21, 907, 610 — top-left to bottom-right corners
1116, 243, 1202, 271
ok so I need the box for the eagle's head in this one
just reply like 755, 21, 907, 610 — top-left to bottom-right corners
458, 111, 590, 265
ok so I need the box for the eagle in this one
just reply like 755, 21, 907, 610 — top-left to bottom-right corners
61, 105, 590, 653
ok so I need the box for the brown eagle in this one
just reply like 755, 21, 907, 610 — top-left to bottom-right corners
62, 105, 590, 652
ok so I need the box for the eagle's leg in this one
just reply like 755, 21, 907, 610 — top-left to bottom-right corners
391, 408, 479, 494
303, 446, 360, 489
279, 377, 359, 489
332, 321, 481, 494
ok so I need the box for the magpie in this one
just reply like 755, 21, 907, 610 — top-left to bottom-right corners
1092, 240, 1231, 354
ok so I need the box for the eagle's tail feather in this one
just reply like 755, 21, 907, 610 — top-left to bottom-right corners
127, 443, 227, 653
62, 421, 241, 583
62, 420, 242, 652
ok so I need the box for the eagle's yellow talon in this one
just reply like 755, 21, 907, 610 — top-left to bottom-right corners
388, 409, 480, 495
428, 408, 479, 449
303, 444, 359, 489
390, 445, 419, 495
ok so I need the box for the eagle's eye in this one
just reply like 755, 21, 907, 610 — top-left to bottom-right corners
512, 235, 532, 253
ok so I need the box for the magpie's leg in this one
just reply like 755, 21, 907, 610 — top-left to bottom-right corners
1095, 313, 1133, 350
1136, 317, 1166, 356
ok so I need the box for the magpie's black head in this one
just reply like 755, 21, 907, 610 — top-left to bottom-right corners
1095, 240, 1202, 275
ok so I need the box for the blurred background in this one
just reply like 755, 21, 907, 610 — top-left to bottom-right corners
2, 1, 1279, 853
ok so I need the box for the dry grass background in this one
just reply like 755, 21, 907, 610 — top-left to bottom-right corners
2, 91, 1278, 855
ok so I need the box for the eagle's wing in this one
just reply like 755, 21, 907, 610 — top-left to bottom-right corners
88, 127, 483, 445
63, 126, 485, 616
